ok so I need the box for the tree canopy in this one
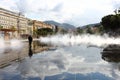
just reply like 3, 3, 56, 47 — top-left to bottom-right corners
101, 14, 120, 33
36, 28, 54, 37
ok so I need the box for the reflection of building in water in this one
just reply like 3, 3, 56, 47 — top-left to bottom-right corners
101, 44, 120, 62
32, 41, 50, 53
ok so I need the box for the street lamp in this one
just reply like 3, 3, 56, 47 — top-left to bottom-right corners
17, 12, 21, 38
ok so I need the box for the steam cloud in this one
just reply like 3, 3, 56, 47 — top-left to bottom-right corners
0, 38, 5, 54
40, 34, 120, 47
0, 39, 24, 55
10, 39, 23, 50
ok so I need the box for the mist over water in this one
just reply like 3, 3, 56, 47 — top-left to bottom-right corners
40, 34, 120, 47
0, 38, 5, 54
0, 39, 23, 55
10, 39, 23, 50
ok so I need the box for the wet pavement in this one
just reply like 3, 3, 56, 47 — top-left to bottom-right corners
0, 40, 49, 68
0, 44, 120, 80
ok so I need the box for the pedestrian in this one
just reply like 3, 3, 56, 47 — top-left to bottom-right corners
28, 35, 33, 47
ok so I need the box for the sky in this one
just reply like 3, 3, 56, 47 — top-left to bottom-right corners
0, 0, 120, 27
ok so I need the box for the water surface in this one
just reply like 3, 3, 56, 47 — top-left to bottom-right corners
0, 42, 120, 80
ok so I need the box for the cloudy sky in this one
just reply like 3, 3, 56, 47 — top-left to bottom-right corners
0, 0, 120, 27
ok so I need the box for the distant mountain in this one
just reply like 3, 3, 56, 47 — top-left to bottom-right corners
44, 21, 60, 26
44, 20, 76, 30
61, 23, 76, 30
78, 23, 101, 29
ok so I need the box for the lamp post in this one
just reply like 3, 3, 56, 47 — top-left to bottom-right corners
17, 12, 20, 39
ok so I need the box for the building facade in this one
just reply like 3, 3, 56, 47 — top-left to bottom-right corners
0, 8, 54, 40
0, 8, 28, 39
33, 20, 53, 30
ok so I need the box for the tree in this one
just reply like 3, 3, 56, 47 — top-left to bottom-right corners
36, 28, 54, 37
77, 27, 83, 34
60, 29, 67, 34
86, 26, 93, 34
10, 26, 16, 30
98, 25, 104, 34
0, 25, 3, 29
101, 14, 120, 35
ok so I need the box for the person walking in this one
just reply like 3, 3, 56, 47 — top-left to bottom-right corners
28, 35, 33, 47
28, 35, 33, 58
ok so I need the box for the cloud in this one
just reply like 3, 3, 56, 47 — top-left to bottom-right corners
112, 0, 120, 9
0, 0, 17, 11
0, 0, 119, 26
52, 3, 63, 12
16, 0, 29, 13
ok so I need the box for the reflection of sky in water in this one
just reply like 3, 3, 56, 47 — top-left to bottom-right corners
0, 45, 120, 80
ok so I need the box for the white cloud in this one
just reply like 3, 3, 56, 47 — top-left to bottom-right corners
0, 0, 120, 26
0, 0, 17, 11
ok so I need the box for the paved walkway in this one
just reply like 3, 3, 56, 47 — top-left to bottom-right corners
0, 42, 29, 68
0, 40, 49, 68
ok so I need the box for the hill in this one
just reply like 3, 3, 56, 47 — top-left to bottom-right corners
44, 20, 76, 30
79, 23, 101, 29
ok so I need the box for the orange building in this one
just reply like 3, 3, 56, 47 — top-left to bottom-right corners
33, 20, 53, 31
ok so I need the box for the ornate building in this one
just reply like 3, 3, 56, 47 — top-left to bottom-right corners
0, 8, 28, 40
0, 8, 54, 40
33, 20, 53, 30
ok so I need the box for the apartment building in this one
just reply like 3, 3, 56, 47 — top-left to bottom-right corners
0, 8, 54, 40
33, 20, 53, 30
0, 8, 28, 39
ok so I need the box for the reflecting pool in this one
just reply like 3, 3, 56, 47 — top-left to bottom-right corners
0, 41, 120, 80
